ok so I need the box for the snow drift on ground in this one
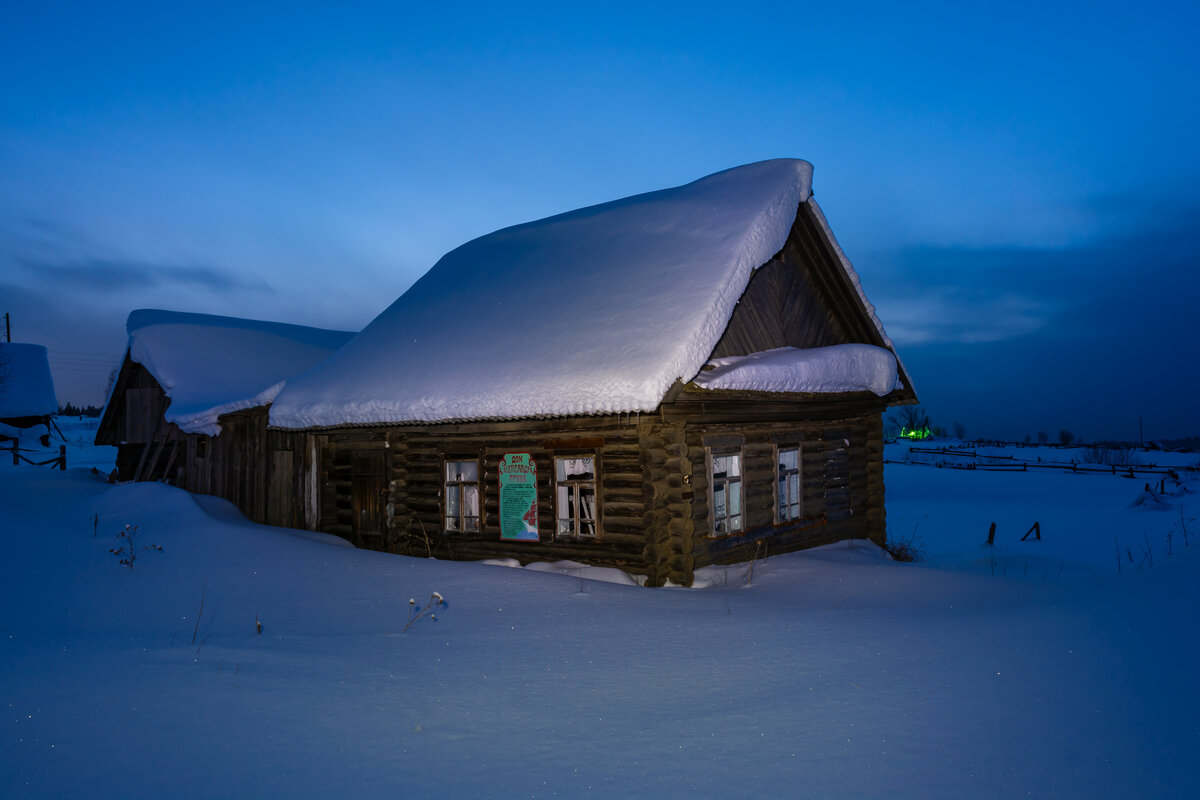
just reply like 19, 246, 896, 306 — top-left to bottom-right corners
691, 344, 899, 396
0, 343, 58, 418
269, 160, 819, 428
124, 310, 355, 435
2, 427, 1198, 798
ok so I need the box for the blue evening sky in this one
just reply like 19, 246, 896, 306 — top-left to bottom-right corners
2, 1, 1197, 440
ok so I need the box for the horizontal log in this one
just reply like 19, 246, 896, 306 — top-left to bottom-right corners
601, 522, 649, 539
602, 484, 646, 502
602, 501, 646, 519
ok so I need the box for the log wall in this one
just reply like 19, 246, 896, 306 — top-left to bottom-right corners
268, 390, 889, 586
656, 388, 889, 584
307, 417, 652, 571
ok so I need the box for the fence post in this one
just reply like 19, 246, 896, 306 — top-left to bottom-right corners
58, 445, 66, 471
10, 440, 16, 466
987, 522, 996, 545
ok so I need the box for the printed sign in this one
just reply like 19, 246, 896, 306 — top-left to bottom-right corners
498, 453, 539, 541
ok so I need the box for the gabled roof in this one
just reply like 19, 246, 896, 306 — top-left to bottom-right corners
0, 343, 58, 419
117, 310, 356, 435
268, 159, 907, 429
271, 160, 821, 428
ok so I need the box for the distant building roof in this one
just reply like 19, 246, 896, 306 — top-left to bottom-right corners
0, 342, 59, 419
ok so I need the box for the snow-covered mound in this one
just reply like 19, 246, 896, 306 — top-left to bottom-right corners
124, 310, 356, 435
269, 159, 815, 428
691, 344, 899, 396
0, 342, 58, 419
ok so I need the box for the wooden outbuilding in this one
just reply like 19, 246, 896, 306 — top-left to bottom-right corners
259, 159, 916, 586
95, 309, 354, 522
0, 342, 59, 435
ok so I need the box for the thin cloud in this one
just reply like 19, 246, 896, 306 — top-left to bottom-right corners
870, 198, 1200, 440
867, 199, 1200, 348
15, 255, 275, 294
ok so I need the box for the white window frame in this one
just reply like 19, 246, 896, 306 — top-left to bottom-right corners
554, 455, 598, 539
775, 444, 802, 523
707, 446, 744, 536
443, 459, 481, 533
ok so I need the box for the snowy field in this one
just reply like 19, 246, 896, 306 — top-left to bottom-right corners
2, 420, 1198, 799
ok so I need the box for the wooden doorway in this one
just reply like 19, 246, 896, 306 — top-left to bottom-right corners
351, 451, 387, 549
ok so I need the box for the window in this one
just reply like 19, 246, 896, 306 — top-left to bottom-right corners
776, 445, 802, 522
708, 448, 743, 535
444, 460, 480, 532
555, 456, 597, 538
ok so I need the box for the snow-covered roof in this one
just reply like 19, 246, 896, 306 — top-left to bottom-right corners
690, 345, 899, 397
124, 310, 355, 436
0, 343, 59, 419
271, 159, 820, 428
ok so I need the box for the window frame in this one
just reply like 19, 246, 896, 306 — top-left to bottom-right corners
774, 443, 803, 524
552, 454, 600, 540
706, 445, 744, 537
442, 458, 482, 534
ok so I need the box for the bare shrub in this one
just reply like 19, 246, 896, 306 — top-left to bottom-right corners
883, 527, 925, 562
109, 524, 162, 569
1082, 446, 1139, 466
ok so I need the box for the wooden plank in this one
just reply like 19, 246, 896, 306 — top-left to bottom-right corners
158, 440, 180, 485
131, 415, 164, 482
269, 449, 295, 527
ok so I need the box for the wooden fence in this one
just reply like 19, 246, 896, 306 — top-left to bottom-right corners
890, 445, 1199, 477
6, 440, 66, 470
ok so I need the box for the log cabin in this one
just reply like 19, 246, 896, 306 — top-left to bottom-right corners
261, 159, 917, 586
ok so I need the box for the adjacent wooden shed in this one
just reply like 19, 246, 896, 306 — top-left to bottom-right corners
95, 310, 354, 520
262, 159, 916, 585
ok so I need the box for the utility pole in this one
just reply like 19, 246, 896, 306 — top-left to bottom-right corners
3, 312, 9, 343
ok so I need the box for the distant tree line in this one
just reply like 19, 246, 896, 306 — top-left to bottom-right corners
58, 402, 104, 417
889, 406, 1197, 451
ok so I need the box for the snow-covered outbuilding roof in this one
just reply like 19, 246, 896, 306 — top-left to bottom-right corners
0, 343, 59, 419
692, 345, 899, 397
122, 310, 356, 436
269, 159, 904, 429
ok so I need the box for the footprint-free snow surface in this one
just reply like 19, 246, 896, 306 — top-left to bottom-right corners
2, 424, 1198, 798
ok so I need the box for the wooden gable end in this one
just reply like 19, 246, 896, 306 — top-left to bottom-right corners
712, 202, 880, 356
708, 201, 916, 402
95, 355, 170, 446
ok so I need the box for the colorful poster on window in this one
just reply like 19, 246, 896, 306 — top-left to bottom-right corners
499, 453, 539, 541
